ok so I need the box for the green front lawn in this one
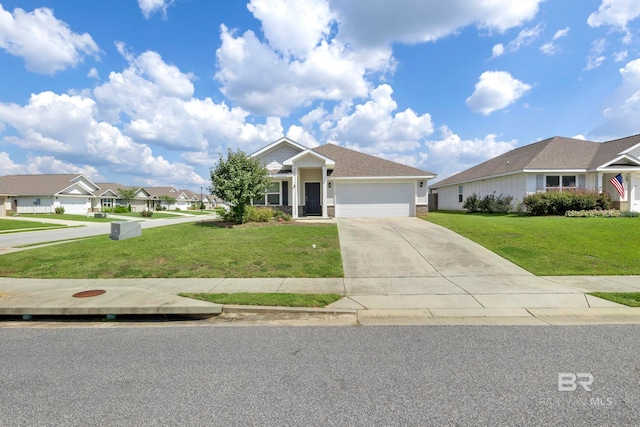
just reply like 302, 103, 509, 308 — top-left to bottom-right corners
0, 221, 343, 279
180, 292, 344, 307
0, 219, 64, 232
423, 212, 640, 275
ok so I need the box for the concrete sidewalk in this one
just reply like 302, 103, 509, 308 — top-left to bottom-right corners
1, 276, 640, 325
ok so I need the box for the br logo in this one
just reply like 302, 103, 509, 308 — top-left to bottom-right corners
558, 373, 594, 391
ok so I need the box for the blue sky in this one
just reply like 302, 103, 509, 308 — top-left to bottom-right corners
1, 0, 640, 190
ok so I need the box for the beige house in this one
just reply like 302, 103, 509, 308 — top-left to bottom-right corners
251, 137, 436, 218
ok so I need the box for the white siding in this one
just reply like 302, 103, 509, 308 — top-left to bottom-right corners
293, 154, 324, 168
436, 173, 527, 210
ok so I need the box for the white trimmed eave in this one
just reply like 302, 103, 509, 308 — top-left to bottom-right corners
68, 174, 100, 191
595, 154, 640, 171
330, 175, 435, 181
620, 141, 640, 155
250, 137, 307, 158
283, 149, 335, 167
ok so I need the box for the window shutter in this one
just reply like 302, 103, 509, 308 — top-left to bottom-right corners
577, 174, 586, 188
536, 174, 544, 191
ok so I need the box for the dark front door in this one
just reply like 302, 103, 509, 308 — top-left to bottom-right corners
305, 182, 321, 215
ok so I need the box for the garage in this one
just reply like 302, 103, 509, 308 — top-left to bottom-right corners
57, 197, 89, 215
334, 182, 415, 217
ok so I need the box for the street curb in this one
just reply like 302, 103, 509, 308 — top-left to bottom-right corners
222, 304, 357, 315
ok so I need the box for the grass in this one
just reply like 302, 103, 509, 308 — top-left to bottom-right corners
423, 211, 640, 275
0, 220, 343, 279
0, 219, 65, 232
180, 292, 344, 307
588, 292, 640, 307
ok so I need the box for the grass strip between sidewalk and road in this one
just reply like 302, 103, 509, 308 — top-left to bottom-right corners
0, 221, 343, 279
588, 292, 640, 307
180, 292, 344, 307
423, 211, 640, 275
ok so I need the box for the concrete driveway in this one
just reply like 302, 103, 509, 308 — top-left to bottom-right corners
336, 217, 530, 278
333, 217, 612, 312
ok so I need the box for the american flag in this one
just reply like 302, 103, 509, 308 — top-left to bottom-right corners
610, 173, 625, 197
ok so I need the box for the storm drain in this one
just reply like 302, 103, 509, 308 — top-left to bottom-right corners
72, 290, 106, 298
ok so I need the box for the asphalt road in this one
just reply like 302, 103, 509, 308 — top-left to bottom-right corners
1, 325, 639, 426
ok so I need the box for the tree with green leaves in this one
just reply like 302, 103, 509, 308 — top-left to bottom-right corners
209, 148, 270, 223
158, 195, 176, 210
117, 188, 137, 211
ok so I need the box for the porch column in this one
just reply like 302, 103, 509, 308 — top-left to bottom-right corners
597, 172, 603, 193
292, 166, 298, 219
322, 165, 328, 218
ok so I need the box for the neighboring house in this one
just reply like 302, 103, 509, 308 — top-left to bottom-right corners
145, 186, 191, 210
251, 137, 436, 218
431, 134, 640, 212
0, 174, 99, 215
94, 183, 151, 212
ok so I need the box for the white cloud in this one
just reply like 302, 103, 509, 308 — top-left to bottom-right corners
215, 24, 371, 116
331, 0, 542, 48
87, 68, 99, 79
323, 84, 433, 157
466, 71, 531, 115
138, 0, 173, 19
247, 0, 335, 57
426, 126, 518, 182
0, 91, 208, 187
584, 38, 607, 71
552, 27, 570, 40
0, 5, 99, 74
594, 58, 640, 138
506, 24, 544, 52
588, 0, 640, 41
614, 50, 629, 62
492, 43, 505, 58
540, 27, 570, 55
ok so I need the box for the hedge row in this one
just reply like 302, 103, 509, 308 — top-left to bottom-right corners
522, 190, 612, 216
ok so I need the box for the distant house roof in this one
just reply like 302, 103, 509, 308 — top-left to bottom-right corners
144, 186, 184, 199
0, 174, 98, 196
432, 134, 640, 188
312, 143, 436, 178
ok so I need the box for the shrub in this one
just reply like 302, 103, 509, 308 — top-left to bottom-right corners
565, 209, 621, 217
175, 207, 181, 211
140, 210, 153, 217
54, 206, 65, 214
621, 211, 640, 217
114, 205, 129, 213
523, 190, 613, 216
200, 203, 206, 210
463, 193, 480, 212
245, 205, 273, 222
102, 207, 113, 213
463, 193, 512, 213
273, 210, 291, 221
127, 204, 132, 212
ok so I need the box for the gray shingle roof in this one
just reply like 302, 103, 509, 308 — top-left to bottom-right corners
0, 174, 93, 196
432, 135, 640, 188
312, 143, 436, 178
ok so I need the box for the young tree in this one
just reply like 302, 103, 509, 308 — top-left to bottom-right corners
117, 188, 137, 211
159, 195, 176, 210
210, 148, 270, 223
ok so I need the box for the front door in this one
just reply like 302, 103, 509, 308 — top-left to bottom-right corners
305, 182, 321, 215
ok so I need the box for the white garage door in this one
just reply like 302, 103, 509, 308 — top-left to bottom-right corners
58, 197, 88, 215
335, 182, 415, 217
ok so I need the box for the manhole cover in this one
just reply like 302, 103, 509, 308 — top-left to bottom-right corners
72, 290, 106, 298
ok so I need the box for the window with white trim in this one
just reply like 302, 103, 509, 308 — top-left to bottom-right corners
545, 175, 576, 191
254, 182, 280, 205
458, 185, 463, 203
